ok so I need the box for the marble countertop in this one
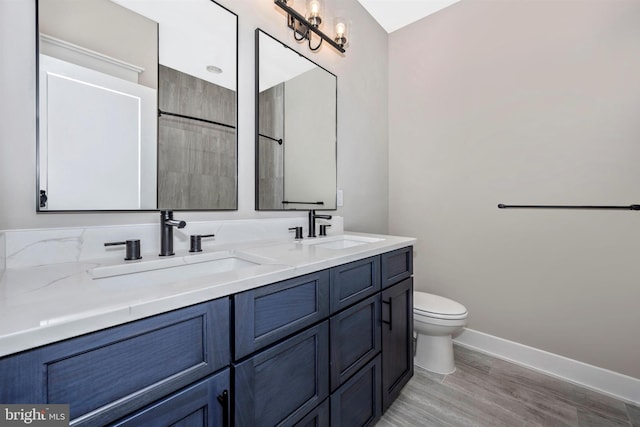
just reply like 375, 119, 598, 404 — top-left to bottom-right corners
0, 232, 415, 358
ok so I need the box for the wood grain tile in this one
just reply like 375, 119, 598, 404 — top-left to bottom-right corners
416, 366, 447, 385
626, 404, 640, 427
454, 345, 494, 374
489, 357, 577, 399
376, 391, 453, 427
570, 387, 631, 424
410, 368, 526, 426
377, 345, 636, 427
577, 408, 631, 427
444, 362, 578, 426
489, 358, 630, 422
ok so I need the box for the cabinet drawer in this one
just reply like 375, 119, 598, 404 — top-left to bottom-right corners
234, 270, 330, 359
330, 354, 382, 427
381, 246, 413, 289
111, 368, 230, 427
330, 294, 381, 391
330, 256, 380, 313
294, 398, 330, 427
0, 299, 230, 427
234, 321, 330, 427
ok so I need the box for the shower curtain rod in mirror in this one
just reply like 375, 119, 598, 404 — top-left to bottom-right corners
498, 204, 640, 210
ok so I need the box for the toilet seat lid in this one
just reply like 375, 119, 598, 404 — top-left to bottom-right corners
414, 291, 468, 319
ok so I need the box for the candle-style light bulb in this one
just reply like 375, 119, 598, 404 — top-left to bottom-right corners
306, 0, 323, 27
334, 17, 348, 48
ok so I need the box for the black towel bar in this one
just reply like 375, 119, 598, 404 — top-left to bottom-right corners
498, 204, 640, 210
258, 133, 283, 145
158, 109, 235, 130
282, 201, 324, 205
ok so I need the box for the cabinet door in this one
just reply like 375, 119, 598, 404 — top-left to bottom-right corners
293, 399, 330, 427
234, 270, 330, 359
234, 321, 329, 427
330, 256, 380, 313
330, 354, 382, 427
0, 299, 230, 427
111, 368, 231, 427
381, 277, 414, 411
380, 246, 413, 290
330, 294, 381, 391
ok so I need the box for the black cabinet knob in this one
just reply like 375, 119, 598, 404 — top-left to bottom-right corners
104, 239, 142, 261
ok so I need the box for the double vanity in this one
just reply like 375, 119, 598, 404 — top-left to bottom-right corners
12, 1, 416, 424
0, 224, 415, 426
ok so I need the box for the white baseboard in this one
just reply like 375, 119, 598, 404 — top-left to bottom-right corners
453, 328, 640, 406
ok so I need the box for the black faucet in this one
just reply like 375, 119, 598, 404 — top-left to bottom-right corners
159, 210, 186, 256
308, 210, 332, 238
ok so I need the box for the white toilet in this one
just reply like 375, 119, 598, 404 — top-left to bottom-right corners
413, 291, 468, 374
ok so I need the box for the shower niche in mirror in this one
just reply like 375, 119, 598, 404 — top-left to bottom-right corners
255, 29, 337, 211
37, 0, 237, 211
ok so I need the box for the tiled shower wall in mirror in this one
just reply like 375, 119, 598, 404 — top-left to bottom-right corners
258, 83, 284, 209
158, 65, 237, 209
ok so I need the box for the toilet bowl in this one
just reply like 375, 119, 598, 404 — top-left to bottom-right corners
414, 291, 468, 374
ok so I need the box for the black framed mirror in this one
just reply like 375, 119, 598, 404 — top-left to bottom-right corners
255, 29, 337, 211
36, 0, 238, 211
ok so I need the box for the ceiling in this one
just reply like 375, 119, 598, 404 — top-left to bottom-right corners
114, 0, 236, 90
357, 0, 461, 33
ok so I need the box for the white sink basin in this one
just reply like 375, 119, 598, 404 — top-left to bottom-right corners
90, 251, 264, 287
302, 235, 385, 250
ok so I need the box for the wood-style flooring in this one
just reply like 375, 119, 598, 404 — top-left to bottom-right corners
378, 345, 640, 427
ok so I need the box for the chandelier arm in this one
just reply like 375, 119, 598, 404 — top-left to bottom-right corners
309, 36, 323, 51
293, 23, 308, 41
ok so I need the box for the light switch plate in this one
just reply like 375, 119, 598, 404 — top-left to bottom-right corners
337, 189, 343, 207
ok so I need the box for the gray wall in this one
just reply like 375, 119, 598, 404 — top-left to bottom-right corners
0, 0, 388, 232
389, 0, 640, 379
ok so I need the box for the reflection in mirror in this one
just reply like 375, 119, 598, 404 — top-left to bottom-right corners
255, 29, 337, 211
37, 0, 237, 211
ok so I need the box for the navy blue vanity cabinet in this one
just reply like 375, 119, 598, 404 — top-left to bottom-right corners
234, 270, 330, 359
330, 294, 381, 391
330, 256, 380, 313
330, 354, 382, 426
233, 322, 330, 427
293, 399, 330, 427
0, 299, 230, 427
380, 246, 413, 290
111, 368, 230, 426
381, 277, 414, 411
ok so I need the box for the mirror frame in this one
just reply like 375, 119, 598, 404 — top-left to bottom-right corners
254, 28, 338, 211
35, 0, 239, 212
